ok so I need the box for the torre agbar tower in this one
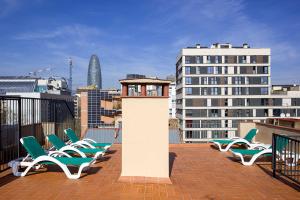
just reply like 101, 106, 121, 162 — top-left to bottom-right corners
87, 54, 102, 89
176, 43, 300, 143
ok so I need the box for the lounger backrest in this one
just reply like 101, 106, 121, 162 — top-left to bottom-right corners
64, 128, 79, 143
47, 134, 66, 149
276, 136, 289, 152
267, 136, 289, 151
20, 136, 47, 159
244, 128, 257, 142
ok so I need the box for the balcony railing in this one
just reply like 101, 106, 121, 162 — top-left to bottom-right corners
272, 133, 300, 186
0, 96, 76, 171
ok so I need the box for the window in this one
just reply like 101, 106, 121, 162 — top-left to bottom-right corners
185, 77, 192, 85
261, 77, 268, 84
196, 56, 203, 64
202, 88, 207, 95
252, 66, 256, 74
202, 77, 208, 85
215, 56, 222, 64
186, 87, 192, 95
185, 67, 191, 75
245, 77, 249, 84
215, 66, 222, 74
186, 131, 200, 139
185, 56, 196, 64
234, 77, 242, 84
210, 109, 219, 117
207, 66, 214, 74
234, 87, 242, 95
263, 66, 268, 74
196, 66, 201, 74
261, 87, 268, 95
263, 55, 269, 63
250, 56, 256, 63
238, 56, 247, 64
234, 66, 238, 74
209, 77, 217, 85
211, 87, 219, 95
223, 66, 228, 74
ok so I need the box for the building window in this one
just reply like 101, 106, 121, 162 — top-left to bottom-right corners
196, 66, 201, 74
224, 66, 228, 74
185, 77, 192, 85
211, 87, 219, 95
186, 87, 192, 95
202, 88, 207, 95
263, 66, 268, 74
196, 56, 203, 64
207, 67, 214, 74
233, 87, 242, 95
250, 56, 256, 63
185, 67, 191, 75
203, 77, 208, 85
261, 87, 268, 95
186, 131, 200, 139
238, 56, 247, 64
261, 77, 268, 84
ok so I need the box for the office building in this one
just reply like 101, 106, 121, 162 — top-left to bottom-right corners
87, 54, 102, 89
176, 43, 300, 142
78, 86, 121, 135
0, 76, 71, 96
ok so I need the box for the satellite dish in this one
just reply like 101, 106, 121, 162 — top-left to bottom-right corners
280, 113, 285, 117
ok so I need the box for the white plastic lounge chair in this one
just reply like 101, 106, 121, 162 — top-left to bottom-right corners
9, 136, 95, 179
64, 128, 112, 150
230, 136, 289, 166
47, 134, 105, 159
210, 128, 263, 152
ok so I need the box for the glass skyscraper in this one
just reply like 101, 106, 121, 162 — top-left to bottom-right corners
87, 54, 102, 89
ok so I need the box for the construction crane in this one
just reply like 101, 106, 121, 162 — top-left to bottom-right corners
69, 57, 73, 93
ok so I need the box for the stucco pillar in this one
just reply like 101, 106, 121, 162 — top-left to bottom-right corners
119, 79, 171, 184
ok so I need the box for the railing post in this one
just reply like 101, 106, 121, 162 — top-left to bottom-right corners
18, 98, 22, 157
272, 133, 276, 178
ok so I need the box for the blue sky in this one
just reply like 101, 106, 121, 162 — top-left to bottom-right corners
0, 0, 300, 89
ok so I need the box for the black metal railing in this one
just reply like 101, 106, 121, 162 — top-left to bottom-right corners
0, 96, 76, 171
272, 133, 300, 186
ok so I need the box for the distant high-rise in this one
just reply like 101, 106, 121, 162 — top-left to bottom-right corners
87, 54, 102, 89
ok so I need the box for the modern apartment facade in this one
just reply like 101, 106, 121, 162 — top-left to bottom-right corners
78, 86, 121, 135
176, 43, 300, 142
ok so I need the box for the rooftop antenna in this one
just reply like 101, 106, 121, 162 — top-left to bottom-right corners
69, 57, 73, 93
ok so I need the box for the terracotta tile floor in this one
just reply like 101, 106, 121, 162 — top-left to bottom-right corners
0, 144, 299, 200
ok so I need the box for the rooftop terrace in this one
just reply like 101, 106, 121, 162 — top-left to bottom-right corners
1, 144, 299, 199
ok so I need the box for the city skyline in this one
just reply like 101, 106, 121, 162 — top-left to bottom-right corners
0, 0, 300, 89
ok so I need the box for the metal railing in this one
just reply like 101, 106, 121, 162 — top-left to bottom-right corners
272, 133, 300, 186
0, 96, 76, 171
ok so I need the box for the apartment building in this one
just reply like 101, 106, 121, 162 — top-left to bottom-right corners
77, 86, 121, 135
166, 75, 176, 118
176, 43, 300, 142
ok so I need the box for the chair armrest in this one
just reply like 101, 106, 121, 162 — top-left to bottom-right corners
82, 138, 97, 144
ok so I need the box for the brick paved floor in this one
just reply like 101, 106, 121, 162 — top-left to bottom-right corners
0, 144, 299, 200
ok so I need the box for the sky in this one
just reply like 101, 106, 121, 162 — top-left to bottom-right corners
0, 0, 300, 89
